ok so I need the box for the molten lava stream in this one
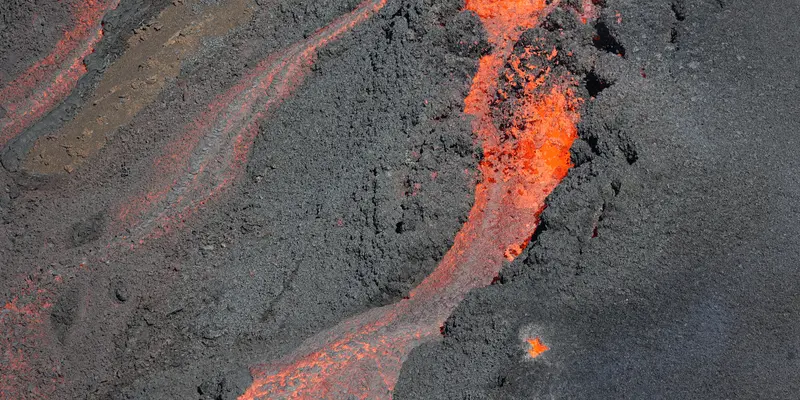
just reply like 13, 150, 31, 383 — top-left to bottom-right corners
110, 0, 388, 250
0, 0, 119, 148
240, 0, 588, 399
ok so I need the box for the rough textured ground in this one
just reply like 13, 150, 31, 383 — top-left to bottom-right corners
0, 0, 73, 84
1, 0, 172, 169
396, 0, 800, 398
2, 0, 478, 398
2, 0, 799, 399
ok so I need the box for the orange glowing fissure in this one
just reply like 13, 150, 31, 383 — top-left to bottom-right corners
0, 0, 119, 148
240, 0, 589, 399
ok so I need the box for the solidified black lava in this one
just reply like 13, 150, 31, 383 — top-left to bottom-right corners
0, 0, 173, 171
0, 1, 73, 83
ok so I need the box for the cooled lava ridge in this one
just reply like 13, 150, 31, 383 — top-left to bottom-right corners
110, 0, 388, 250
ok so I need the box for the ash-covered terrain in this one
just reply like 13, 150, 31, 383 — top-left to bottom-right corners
2, 0, 799, 399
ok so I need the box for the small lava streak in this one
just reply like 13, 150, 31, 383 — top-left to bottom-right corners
526, 337, 550, 358
241, 0, 583, 398
110, 0, 388, 249
0, 0, 119, 148
0, 275, 62, 399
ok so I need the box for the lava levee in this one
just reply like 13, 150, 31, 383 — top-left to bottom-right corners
22, 0, 254, 175
0, 0, 119, 148
1, 1, 385, 397
110, 0, 388, 250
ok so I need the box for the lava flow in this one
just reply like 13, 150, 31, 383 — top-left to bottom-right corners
111, 0, 388, 249
240, 0, 588, 398
0, 0, 119, 148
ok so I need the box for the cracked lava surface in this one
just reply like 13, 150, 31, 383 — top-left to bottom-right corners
1, 1, 387, 396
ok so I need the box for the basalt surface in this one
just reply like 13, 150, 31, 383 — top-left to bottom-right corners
1, 0, 799, 399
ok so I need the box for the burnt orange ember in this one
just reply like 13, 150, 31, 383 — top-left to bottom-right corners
527, 337, 550, 358
241, 1, 583, 399
0, 0, 119, 148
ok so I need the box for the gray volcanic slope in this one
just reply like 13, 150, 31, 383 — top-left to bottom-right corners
396, 0, 800, 398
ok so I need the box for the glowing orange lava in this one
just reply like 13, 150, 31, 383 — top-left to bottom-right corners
527, 337, 550, 358
240, 0, 587, 398
0, 0, 119, 148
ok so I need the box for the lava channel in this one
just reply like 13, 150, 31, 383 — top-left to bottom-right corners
0, 0, 119, 149
110, 0, 388, 250
240, 0, 591, 398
